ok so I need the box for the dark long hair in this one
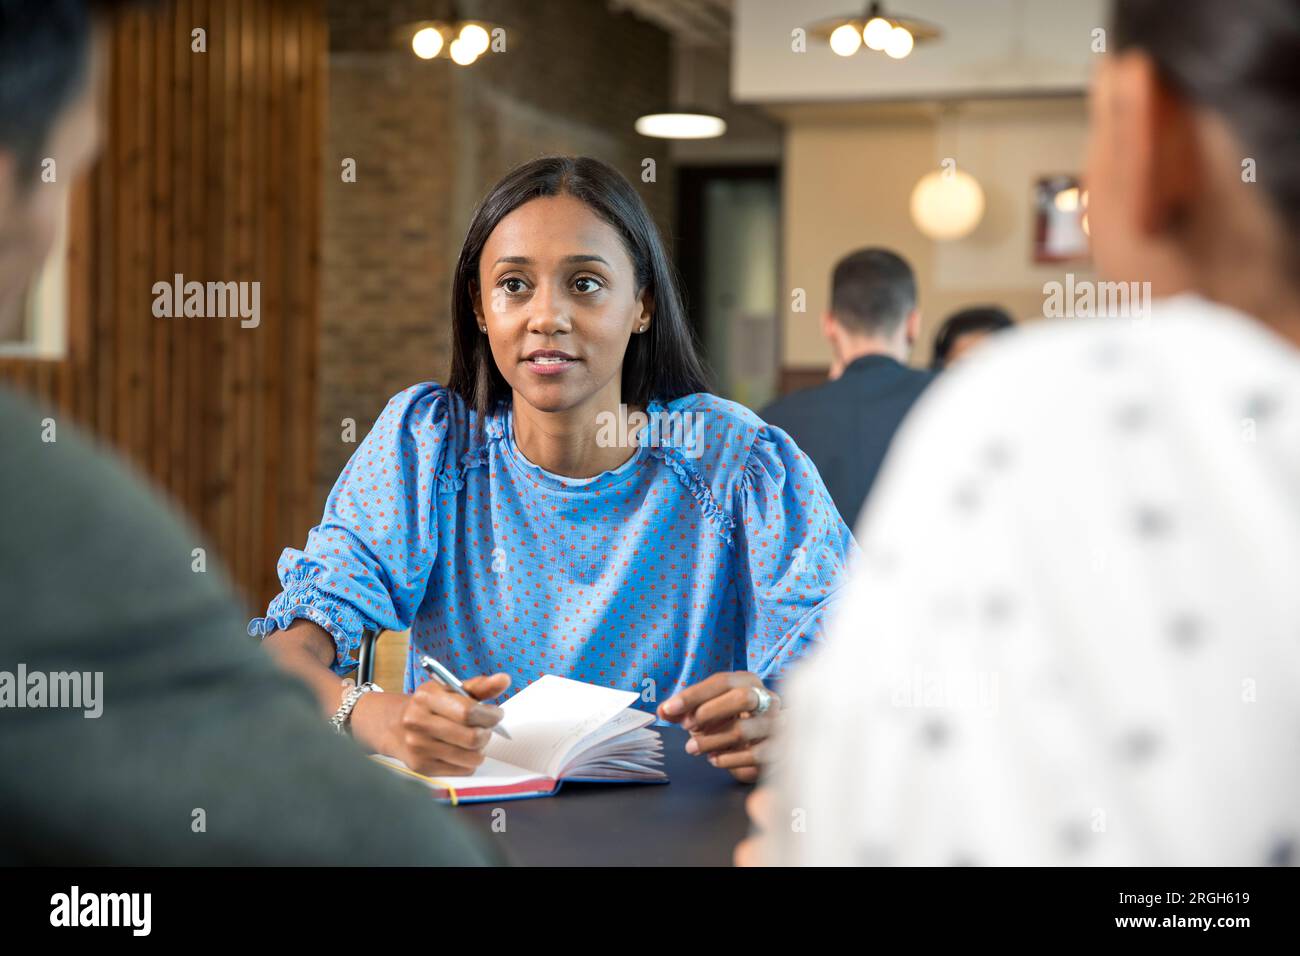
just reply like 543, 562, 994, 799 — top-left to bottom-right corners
1111, 0, 1300, 251
930, 306, 1014, 370
447, 156, 711, 420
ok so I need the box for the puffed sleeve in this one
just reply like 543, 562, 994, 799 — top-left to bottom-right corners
248, 383, 451, 674
734, 426, 858, 685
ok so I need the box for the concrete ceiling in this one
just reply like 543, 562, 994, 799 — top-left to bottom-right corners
608, 0, 734, 47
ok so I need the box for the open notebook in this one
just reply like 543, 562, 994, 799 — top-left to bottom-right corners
372, 675, 667, 802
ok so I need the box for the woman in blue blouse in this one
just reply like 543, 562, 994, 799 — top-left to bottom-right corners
255, 156, 855, 783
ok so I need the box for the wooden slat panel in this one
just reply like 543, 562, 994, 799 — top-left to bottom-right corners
259, 0, 285, 603
61, 182, 91, 416
130, 7, 152, 471
283, 4, 310, 567
115, 11, 138, 461
209, 0, 233, 573
0, 0, 326, 611
151, 5, 174, 488
93, 15, 118, 438
185, 0, 208, 526
168, 0, 191, 506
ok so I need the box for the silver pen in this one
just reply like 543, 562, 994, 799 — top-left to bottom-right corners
418, 655, 512, 740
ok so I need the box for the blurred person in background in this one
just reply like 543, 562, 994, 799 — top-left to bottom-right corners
0, 0, 496, 864
929, 305, 1015, 370
760, 248, 934, 529
742, 0, 1300, 866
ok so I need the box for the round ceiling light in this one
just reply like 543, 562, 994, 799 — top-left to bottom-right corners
884, 25, 914, 58
830, 23, 863, 56
910, 168, 986, 240
411, 27, 443, 59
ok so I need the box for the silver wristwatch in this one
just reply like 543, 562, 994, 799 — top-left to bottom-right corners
330, 678, 381, 735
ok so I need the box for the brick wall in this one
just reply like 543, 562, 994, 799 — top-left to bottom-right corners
317, 0, 674, 507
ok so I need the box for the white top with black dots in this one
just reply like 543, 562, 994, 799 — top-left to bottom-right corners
766, 294, 1300, 867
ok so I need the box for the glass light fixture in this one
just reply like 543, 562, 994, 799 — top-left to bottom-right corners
400, 11, 499, 67
458, 23, 490, 57
635, 46, 726, 141
863, 16, 892, 50
809, 4, 940, 58
884, 25, 914, 59
910, 168, 985, 240
830, 23, 863, 56
411, 26, 443, 60
448, 36, 477, 65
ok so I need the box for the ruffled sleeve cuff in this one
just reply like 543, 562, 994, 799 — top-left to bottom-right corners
247, 567, 371, 675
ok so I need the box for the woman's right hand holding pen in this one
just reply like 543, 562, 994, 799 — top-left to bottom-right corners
361, 673, 511, 776
264, 619, 510, 776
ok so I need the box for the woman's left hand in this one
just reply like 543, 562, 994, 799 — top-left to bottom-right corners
657, 671, 780, 783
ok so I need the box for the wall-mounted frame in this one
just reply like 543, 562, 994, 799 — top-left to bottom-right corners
1033, 174, 1089, 264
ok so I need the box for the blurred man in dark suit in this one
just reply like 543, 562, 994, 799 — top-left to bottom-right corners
761, 248, 934, 529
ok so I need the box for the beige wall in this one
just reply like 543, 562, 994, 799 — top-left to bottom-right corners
780, 97, 1095, 368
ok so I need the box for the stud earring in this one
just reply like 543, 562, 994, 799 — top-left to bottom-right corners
639, 325, 647, 333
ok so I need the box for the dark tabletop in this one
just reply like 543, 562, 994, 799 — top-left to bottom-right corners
456, 725, 752, 866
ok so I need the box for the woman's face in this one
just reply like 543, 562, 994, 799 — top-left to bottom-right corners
474, 194, 652, 417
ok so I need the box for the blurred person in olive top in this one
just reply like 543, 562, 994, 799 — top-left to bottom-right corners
760, 248, 935, 529
929, 306, 1015, 371
0, 0, 496, 864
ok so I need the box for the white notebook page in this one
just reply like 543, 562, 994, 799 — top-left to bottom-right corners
372, 676, 648, 790
483, 675, 641, 778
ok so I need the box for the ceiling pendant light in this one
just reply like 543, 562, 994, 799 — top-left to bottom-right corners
863, 15, 893, 50
635, 46, 726, 140
411, 26, 443, 60
910, 168, 984, 239
809, 1, 940, 59
884, 25, 915, 59
399, 4, 499, 67
830, 23, 863, 57
910, 107, 985, 241
634, 112, 727, 139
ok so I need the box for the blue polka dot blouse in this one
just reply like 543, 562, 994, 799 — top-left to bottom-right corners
249, 383, 857, 711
